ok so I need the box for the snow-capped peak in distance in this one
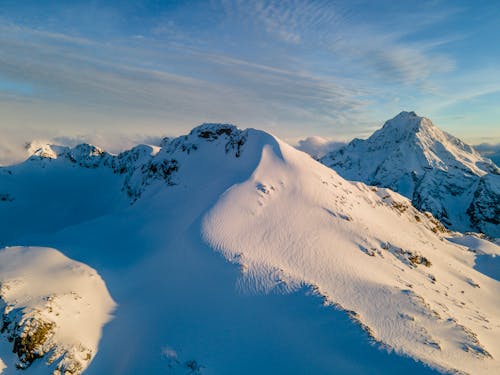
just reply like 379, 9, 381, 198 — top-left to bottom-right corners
380, 111, 496, 175
345, 111, 497, 176
25, 142, 68, 160
321, 111, 500, 237
25, 141, 107, 163
0, 122, 499, 374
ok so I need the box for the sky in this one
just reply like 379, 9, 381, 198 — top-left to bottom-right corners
0, 0, 499, 163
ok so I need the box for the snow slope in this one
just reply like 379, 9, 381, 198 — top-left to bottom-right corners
204, 136, 500, 374
0, 246, 115, 374
0, 148, 126, 246
0, 123, 499, 374
447, 234, 500, 281
488, 151, 500, 166
321, 111, 500, 237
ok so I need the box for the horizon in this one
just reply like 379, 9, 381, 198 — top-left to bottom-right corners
1, 0, 499, 163
1, 109, 500, 166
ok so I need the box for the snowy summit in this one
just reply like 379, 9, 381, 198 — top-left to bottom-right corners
321, 111, 500, 237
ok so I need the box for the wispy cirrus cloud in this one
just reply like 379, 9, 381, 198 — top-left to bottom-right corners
0, 19, 373, 139
221, 0, 459, 88
221, 0, 351, 44
0, 0, 497, 152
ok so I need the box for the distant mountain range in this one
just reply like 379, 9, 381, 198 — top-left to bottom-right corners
321, 111, 500, 238
0, 122, 498, 374
475, 143, 500, 166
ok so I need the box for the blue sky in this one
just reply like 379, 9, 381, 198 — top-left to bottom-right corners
0, 0, 499, 153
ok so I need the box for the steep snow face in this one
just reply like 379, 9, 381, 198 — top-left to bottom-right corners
0, 151, 127, 246
321, 111, 500, 237
204, 138, 500, 374
489, 152, 500, 166
0, 246, 115, 374
1, 123, 499, 374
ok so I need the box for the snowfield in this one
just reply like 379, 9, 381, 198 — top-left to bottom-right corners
0, 123, 498, 374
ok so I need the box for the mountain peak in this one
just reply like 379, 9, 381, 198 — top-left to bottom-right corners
189, 123, 240, 140
380, 111, 430, 133
321, 112, 500, 237
396, 110, 419, 119
27, 143, 69, 160
398, 111, 420, 117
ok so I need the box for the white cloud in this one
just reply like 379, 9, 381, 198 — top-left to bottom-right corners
294, 136, 346, 159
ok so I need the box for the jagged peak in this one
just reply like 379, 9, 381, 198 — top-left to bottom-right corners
159, 137, 171, 147
26, 141, 107, 161
27, 143, 69, 160
64, 144, 113, 169
395, 110, 419, 119
380, 111, 431, 133
189, 123, 240, 140
320, 111, 500, 236
346, 112, 494, 173
69, 143, 105, 158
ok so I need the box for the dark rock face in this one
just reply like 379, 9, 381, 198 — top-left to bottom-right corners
0, 292, 90, 374
467, 175, 500, 234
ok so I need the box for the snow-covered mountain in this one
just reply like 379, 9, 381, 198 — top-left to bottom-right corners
0, 123, 499, 374
321, 111, 500, 238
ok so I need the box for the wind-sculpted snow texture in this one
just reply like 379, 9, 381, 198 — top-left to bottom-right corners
203, 137, 500, 374
0, 123, 499, 374
321, 111, 500, 237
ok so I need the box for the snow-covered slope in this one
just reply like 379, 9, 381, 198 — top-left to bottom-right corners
321, 111, 500, 237
1, 123, 499, 374
0, 247, 115, 374
489, 152, 500, 166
